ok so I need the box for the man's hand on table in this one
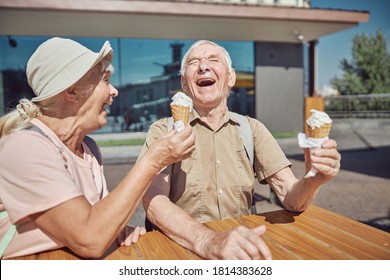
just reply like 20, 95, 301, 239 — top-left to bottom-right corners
197, 225, 272, 260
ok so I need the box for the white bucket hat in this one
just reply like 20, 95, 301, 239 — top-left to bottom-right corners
27, 37, 113, 102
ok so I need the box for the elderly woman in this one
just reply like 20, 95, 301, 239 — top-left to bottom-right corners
0, 37, 195, 259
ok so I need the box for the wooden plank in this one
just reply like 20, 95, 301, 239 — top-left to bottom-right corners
237, 214, 303, 259
106, 231, 201, 260
306, 205, 390, 247
9, 205, 390, 260
240, 213, 348, 259
239, 207, 390, 260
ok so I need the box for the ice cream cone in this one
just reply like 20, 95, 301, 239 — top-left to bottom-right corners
170, 104, 190, 125
306, 109, 332, 138
307, 123, 332, 138
302, 110, 333, 178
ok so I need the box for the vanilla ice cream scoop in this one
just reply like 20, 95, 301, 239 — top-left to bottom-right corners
306, 109, 332, 129
170, 92, 193, 132
171, 91, 193, 110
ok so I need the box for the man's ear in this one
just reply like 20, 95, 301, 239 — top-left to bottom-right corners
228, 69, 236, 88
181, 76, 187, 92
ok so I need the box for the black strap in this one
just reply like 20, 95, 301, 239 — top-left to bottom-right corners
83, 135, 102, 165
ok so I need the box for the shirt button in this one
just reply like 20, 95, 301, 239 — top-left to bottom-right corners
218, 188, 223, 194
216, 159, 221, 164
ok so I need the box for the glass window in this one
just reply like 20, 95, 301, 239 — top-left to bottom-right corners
0, 36, 254, 133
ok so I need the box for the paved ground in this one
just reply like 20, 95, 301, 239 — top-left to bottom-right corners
97, 118, 390, 232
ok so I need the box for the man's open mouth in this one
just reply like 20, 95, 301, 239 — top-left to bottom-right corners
196, 78, 215, 87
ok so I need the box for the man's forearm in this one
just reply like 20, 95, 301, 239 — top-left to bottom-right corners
267, 167, 322, 212
146, 195, 214, 257
282, 177, 321, 212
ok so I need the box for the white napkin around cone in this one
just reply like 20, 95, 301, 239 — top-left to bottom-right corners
297, 133, 328, 178
173, 120, 185, 132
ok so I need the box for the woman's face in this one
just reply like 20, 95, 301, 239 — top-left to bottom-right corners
181, 43, 236, 110
76, 63, 118, 131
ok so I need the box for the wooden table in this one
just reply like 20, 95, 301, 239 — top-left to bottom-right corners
11, 205, 390, 260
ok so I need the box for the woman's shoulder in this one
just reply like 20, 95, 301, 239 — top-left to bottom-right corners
0, 128, 58, 158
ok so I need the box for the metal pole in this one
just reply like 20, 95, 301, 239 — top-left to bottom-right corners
308, 40, 318, 97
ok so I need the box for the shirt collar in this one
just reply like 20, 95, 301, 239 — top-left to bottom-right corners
190, 109, 239, 126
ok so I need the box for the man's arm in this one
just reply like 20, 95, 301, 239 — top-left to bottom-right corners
143, 173, 272, 260
267, 139, 341, 212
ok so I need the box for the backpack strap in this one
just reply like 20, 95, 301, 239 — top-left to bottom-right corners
229, 112, 254, 167
228, 112, 257, 214
0, 210, 17, 258
83, 136, 102, 166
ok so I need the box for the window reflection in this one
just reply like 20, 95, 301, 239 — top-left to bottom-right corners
0, 36, 255, 133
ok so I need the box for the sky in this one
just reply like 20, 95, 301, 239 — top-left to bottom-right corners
310, 0, 390, 90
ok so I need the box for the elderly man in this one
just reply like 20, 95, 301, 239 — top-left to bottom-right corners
139, 40, 341, 260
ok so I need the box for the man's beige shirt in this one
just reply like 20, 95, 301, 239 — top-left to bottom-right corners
139, 110, 291, 222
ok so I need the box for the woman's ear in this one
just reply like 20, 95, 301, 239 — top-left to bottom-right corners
66, 87, 76, 95
64, 87, 78, 103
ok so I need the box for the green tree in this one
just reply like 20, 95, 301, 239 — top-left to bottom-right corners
331, 29, 390, 95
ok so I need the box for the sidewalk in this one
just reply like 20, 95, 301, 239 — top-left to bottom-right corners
96, 118, 390, 232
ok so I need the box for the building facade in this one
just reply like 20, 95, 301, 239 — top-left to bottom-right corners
0, 0, 369, 133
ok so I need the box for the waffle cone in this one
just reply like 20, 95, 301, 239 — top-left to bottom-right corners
307, 123, 332, 138
170, 104, 190, 124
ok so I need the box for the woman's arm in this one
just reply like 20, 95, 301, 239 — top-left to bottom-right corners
31, 125, 195, 258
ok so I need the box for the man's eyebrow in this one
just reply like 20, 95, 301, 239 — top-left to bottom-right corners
208, 54, 220, 59
187, 55, 200, 61
188, 53, 220, 61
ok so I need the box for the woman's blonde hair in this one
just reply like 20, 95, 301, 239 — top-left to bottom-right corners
0, 98, 51, 137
